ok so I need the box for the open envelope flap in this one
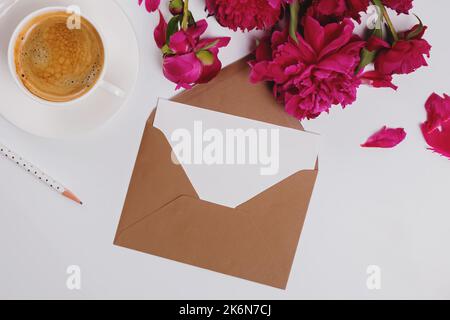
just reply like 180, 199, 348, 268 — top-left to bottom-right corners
172, 56, 304, 131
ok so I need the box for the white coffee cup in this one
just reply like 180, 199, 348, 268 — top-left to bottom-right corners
7, 6, 125, 106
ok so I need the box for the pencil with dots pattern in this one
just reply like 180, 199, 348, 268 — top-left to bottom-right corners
0, 142, 82, 205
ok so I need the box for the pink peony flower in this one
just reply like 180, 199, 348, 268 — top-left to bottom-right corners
374, 24, 431, 75
154, 15, 230, 89
421, 93, 450, 159
307, 0, 370, 24
205, 0, 283, 31
383, 0, 413, 14
361, 126, 407, 148
138, 0, 160, 12
250, 16, 365, 120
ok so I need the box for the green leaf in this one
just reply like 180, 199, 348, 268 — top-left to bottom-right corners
406, 14, 425, 40
166, 15, 181, 44
356, 48, 377, 73
188, 10, 195, 27
161, 44, 173, 56
289, 1, 300, 44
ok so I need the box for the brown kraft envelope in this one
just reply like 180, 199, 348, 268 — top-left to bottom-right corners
114, 57, 318, 289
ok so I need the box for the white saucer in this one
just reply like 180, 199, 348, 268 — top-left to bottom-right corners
0, 0, 139, 138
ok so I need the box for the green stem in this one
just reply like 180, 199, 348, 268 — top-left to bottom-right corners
289, 0, 300, 43
181, 0, 189, 31
372, 0, 398, 41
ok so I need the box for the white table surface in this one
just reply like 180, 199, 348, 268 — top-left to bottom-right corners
0, 0, 449, 299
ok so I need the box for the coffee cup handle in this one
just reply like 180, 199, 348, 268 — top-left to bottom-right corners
0, 0, 19, 18
99, 80, 126, 98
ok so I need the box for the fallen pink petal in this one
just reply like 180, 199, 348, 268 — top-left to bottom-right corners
421, 93, 450, 159
360, 70, 398, 90
153, 10, 167, 49
361, 126, 407, 148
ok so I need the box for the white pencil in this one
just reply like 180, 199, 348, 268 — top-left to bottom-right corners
0, 143, 82, 205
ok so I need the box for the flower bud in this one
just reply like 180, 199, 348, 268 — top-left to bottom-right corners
169, 0, 184, 15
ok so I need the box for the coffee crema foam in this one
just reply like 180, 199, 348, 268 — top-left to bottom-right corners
14, 11, 104, 102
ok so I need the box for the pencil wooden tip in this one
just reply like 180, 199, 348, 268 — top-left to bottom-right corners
63, 190, 83, 205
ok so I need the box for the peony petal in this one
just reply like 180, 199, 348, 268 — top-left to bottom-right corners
383, 0, 413, 15
271, 29, 289, 49
423, 93, 450, 133
169, 31, 190, 54
366, 35, 390, 51
249, 61, 271, 83
139, 0, 160, 13
304, 15, 325, 54
268, 0, 291, 9
319, 18, 355, 60
361, 126, 407, 148
163, 53, 202, 89
421, 93, 450, 159
206, 0, 281, 31
294, 33, 317, 63
185, 19, 208, 41
268, 0, 280, 8
153, 10, 167, 49
197, 51, 222, 84
421, 122, 450, 159
254, 36, 272, 62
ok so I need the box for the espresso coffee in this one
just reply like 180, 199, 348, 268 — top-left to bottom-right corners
14, 11, 104, 102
